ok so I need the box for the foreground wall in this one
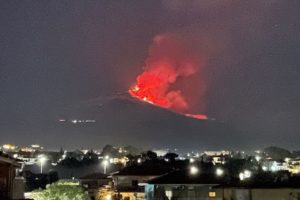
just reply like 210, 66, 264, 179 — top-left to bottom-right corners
217, 188, 300, 200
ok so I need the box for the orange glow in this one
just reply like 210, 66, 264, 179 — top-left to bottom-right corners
128, 71, 208, 120
129, 69, 172, 108
184, 113, 208, 120
128, 34, 208, 120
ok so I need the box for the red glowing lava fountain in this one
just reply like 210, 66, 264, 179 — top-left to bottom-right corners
129, 34, 208, 120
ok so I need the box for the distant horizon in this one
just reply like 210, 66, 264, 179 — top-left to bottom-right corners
1, 142, 299, 154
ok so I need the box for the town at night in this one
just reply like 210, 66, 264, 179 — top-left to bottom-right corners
0, 1, 299, 199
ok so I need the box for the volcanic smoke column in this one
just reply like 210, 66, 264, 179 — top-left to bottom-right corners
129, 34, 207, 120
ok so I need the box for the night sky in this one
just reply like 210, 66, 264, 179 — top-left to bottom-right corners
0, 1, 299, 150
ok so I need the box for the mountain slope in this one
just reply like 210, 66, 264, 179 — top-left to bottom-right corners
50, 97, 241, 150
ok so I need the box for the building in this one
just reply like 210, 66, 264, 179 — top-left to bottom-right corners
0, 153, 24, 199
144, 168, 300, 200
212, 182, 300, 200
262, 160, 289, 172
1, 144, 18, 153
210, 187, 300, 200
144, 169, 226, 200
80, 172, 110, 200
202, 151, 230, 165
111, 164, 172, 200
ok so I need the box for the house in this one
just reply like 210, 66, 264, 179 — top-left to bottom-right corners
80, 172, 111, 200
0, 153, 24, 199
145, 168, 300, 200
111, 164, 172, 200
211, 180, 300, 200
210, 187, 300, 200
144, 168, 226, 200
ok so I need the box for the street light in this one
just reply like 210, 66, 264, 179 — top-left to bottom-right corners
255, 155, 261, 162
216, 168, 224, 176
239, 170, 251, 181
102, 160, 109, 174
137, 158, 142, 164
106, 194, 112, 200
190, 166, 199, 175
38, 155, 47, 174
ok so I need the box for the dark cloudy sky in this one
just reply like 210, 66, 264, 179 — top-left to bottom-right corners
0, 0, 299, 150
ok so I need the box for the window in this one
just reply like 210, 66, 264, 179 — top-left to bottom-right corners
208, 191, 216, 198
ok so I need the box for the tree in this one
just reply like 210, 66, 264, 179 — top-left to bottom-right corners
142, 150, 157, 160
164, 152, 178, 162
29, 180, 89, 200
82, 150, 99, 165
101, 144, 118, 157
123, 145, 143, 156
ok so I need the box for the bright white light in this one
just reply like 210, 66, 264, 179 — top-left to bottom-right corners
262, 166, 267, 171
190, 166, 199, 175
38, 155, 47, 164
137, 158, 142, 163
239, 173, 245, 181
38, 155, 47, 174
106, 194, 112, 200
216, 168, 224, 176
271, 165, 277, 172
102, 160, 109, 174
255, 156, 261, 162
189, 158, 195, 163
240, 170, 251, 180
105, 155, 109, 160
102, 160, 109, 166
244, 170, 251, 178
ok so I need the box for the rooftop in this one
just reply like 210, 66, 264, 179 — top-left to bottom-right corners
80, 172, 109, 180
113, 164, 173, 176
147, 169, 227, 185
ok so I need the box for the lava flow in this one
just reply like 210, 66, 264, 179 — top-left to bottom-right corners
129, 34, 208, 120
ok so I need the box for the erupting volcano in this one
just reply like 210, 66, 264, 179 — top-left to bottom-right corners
129, 34, 208, 120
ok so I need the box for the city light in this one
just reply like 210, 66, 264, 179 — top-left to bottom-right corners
38, 155, 47, 174
262, 166, 267, 171
244, 170, 251, 178
106, 194, 112, 200
216, 168, 224, 176
271, 164, 277, 172
239, 170, 251, 181
255, 155, 261, 162
102, 160, 109, 174
190, 166, 199, 175
2, 144, 16, 151
239, 173, 245, 181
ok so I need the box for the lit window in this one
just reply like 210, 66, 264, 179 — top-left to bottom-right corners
208, 192, 216, 197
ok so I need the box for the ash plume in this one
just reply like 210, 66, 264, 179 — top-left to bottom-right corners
129, 33, 206, 115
